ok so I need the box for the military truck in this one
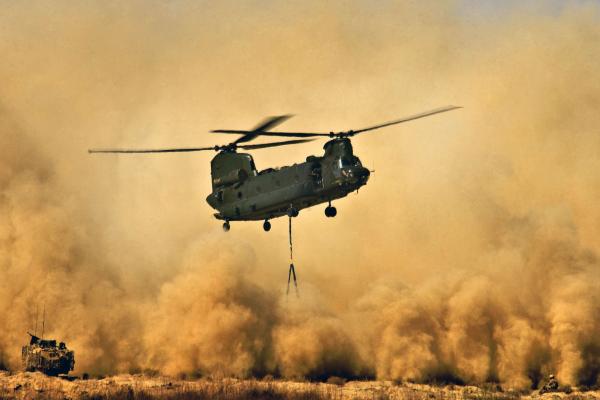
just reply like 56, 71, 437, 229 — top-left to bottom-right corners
22, 333, 74, 376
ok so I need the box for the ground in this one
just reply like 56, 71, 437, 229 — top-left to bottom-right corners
1, 372, 599, 400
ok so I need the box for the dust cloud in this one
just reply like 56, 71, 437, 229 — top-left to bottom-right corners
1, 0, 599, 389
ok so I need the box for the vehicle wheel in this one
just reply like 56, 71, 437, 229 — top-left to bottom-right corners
287, 207, 299, 218
222, 221, 230, 232
325, 206, 337, 217
263, 220, 271, 232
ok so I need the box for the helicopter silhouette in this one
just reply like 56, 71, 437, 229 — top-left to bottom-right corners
89, 105, 460, 232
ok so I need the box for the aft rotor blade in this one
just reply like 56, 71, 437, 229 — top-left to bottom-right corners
213, 129, 329, 138
88, 146, 215, 154
233, 114, 293, 144
252, 115, 293, 132
238, 138, 315, 150
352, 105, 462, 134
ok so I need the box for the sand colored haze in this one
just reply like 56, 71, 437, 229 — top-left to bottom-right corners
0, 0, 599, 389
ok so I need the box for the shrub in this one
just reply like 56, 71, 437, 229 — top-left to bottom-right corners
326, 376, 346, 386
559, 385, 573, 394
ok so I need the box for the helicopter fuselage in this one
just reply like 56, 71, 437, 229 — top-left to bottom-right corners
206, 138, 370, 221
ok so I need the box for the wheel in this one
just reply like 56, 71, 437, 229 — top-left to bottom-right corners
325, 206, 337, 217
287, 207, 299, 218
222, 221, 230, 232
263, 220, 271, 232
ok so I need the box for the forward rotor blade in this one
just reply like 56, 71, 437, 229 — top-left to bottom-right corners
89, 146, 215, 154
233, 114, 293, 144
238, 138, 315, 150
214, 106, 461, 140
353, 105, 462, 134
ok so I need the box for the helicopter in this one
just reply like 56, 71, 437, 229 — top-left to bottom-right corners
89, 105, 460, 232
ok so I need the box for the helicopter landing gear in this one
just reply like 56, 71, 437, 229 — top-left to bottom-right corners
222, 221, 230, 232
263, 220, 271, 232
325, 202, 337, 218
287, 207, 299, 218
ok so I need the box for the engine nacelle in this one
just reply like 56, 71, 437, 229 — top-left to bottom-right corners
212, 168, 248, 187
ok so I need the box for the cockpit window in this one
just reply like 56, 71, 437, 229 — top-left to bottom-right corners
339, 156, 361, 167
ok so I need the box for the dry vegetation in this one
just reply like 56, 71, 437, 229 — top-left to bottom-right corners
1, 372, 599, 400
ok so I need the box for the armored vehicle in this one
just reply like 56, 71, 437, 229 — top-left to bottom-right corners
22, 333, 75, 376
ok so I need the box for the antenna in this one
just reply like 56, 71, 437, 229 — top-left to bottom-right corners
34, 305, 39, 337
41, 304, 46, 340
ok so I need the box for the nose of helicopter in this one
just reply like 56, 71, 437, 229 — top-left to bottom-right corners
344, 166, 370, 186
357, 167, 370, 184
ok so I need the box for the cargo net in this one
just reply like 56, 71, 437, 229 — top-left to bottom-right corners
287, 216, 298, 297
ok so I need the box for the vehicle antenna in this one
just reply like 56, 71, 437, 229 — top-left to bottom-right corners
286, 215, 299, 297
34, 305, 39, 337
41, 303, 46, 340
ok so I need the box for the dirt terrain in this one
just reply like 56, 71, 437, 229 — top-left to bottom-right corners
1, 372, 599, 400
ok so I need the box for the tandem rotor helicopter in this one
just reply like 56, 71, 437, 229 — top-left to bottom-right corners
89, 106, 460, 232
